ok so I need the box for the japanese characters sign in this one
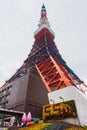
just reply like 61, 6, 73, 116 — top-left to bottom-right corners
43, 100, 77, 120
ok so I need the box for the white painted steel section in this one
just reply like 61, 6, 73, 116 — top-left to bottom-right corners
48, 86, 87, 126
34, 24, 55, 36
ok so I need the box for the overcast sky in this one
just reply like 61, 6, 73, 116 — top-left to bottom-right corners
0, 0, 87, 86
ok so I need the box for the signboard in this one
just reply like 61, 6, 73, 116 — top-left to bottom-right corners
43, 100, 77, 121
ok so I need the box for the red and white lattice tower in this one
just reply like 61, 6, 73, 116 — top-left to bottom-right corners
2, 4, 87, 93
1, 5, 87, 126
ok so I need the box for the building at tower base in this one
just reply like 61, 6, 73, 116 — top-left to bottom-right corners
48, 86, 87, 126
0, 67, 49, 118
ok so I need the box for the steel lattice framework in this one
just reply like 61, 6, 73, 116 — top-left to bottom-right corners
2, 4, 87, 93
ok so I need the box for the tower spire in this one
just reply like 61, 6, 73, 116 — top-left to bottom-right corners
38, 4, 50, 27
41, 4, 47, 18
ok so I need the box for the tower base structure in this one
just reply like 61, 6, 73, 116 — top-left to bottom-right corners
5, 67, 49, 118
48, 86, 87, 126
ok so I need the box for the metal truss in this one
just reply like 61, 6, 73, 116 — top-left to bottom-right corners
35, 55, 77, 92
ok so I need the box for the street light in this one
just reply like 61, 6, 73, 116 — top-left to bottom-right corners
59, 96, 64, 102
50, 99, 55, 104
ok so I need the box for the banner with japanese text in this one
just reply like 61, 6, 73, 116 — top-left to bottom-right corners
43, 100, 77, 121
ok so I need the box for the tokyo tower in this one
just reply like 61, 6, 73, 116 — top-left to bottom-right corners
2, 4, 87, 93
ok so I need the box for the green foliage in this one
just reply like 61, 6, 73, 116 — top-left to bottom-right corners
84, 126, 87, 130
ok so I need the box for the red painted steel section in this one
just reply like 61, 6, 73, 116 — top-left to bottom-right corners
35, 55, 76, 92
